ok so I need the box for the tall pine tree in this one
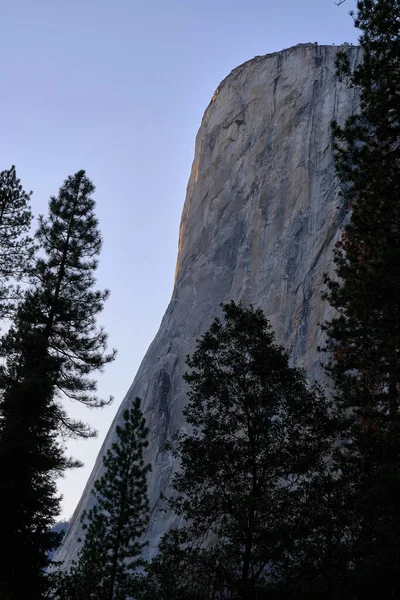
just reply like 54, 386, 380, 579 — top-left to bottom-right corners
55, 397, 151, 600
322, 1, 400, 596
326, 0, 400, 416
0, 171, 115, 600
0, 165, 35, 317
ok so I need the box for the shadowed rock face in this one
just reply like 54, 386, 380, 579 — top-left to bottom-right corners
56, 43, 361, 566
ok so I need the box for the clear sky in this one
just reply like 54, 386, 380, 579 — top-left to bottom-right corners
0, 0, 359, 520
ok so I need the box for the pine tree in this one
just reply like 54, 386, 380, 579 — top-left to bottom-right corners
322, 1, 400, 596
0, 171, 115, 599
29, 169, 116, 435
152, 302, 337, 600
137, 529, 216, 600
0, 165, 35, 317
56, 397, 151, 600
325, 0, 400, 416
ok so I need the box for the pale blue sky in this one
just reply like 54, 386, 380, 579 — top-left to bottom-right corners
0, 0, 358, 519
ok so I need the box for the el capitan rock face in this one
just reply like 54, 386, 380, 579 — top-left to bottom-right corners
57, 43, 361, 565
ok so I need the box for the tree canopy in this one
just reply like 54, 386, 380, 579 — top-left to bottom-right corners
142, 302, 337, 599
0, 171, 115, 599
54, 397, 151, 600
322, 1, 400, 596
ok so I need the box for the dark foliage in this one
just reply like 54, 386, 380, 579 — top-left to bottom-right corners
142, 302, 338, 599
53, 397, 151, 600
0, 171, 115, 599
321, 2, 400, 597
0, 165, 35, 317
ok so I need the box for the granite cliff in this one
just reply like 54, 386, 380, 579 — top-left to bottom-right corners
56, 43, 361, 566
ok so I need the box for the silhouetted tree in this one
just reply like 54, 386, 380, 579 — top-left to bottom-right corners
54, 398, 151, 600
137, 529, 217, 600
0, 171, 115, 599
322, 1, 400, 596
0, 165, 35, 317
144, 302, 337, 600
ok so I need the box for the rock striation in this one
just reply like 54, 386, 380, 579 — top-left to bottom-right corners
56, 43, 361, 566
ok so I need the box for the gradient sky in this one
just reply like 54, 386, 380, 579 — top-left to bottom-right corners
0, 0, 359, 519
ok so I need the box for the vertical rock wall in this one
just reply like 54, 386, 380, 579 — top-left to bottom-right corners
56, 43, 361, 566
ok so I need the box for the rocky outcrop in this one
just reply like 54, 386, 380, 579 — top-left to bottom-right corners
56, 43, 361, 566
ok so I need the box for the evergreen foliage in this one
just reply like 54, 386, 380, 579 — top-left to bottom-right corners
137, 529, 217, 600
0, 171, 115, 599
0, 165, 35, 317
30, 169, 116, 436
326, 0, 400, 415
55, 397, 151, 600
144, 302, 337, 599
322, 1, 400, 596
